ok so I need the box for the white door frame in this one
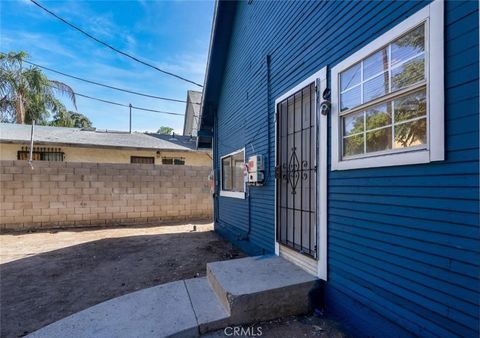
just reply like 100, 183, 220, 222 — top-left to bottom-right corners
274, 67, 328, 281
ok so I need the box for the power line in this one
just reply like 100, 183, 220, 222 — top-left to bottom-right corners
1, 52, 201, 105
19, 58, 201, 105
29, 0, 203, 88
65, 90, 184, 117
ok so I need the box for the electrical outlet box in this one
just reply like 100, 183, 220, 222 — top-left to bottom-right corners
247, 155, 265, 185
248, 155, 264, 172
248, 171, 264, 183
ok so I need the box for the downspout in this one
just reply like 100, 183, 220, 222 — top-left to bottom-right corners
213, 104, 250, 240
245, 54, 272, 242
28, 120, 35, 170
246, 183, 251, 238
213, 107, 219, 224
265, 54, 272, 185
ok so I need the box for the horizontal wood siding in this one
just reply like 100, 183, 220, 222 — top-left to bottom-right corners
214, 0, 479, 336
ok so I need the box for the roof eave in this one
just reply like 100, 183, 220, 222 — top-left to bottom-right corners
197, 0, 237, 148
0, 140, 197, 153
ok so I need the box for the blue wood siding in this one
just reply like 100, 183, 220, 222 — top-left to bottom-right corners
213, 1, 479, 336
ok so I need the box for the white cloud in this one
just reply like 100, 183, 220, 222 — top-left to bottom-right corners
18, 0, 33, 6
2, 0, 211, 133
0, 30, 79, 60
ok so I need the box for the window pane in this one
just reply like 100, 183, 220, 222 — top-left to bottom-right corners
174, 158, 185, 165
391, 55, 425, 91
340, 63, 361, 92
366, 127, 392, 153
162, 158, 173, 165
366, 103, 391, 131
302, 86, 311, 127
340, 86, 361, 111
343, 134, 364, 157
394, 118, 427, 148
233, 160, 244, 192
18, 151, 28, 160
131, 156, 154, 164
343, 111, 364, 136
391, 24, 425, 66
363, 72, 388, 103
222, 157, 232, 191
232, 152, 244, 164
394, 89, 426, 122
232, 151, 245, 192
363, 48, 389, 79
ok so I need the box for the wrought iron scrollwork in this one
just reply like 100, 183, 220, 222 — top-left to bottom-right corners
284, 146, 304, 194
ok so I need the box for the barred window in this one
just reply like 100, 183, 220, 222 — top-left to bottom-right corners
130, 156, 154, 164
17, 147, 64, 161
162, 157, 185, 165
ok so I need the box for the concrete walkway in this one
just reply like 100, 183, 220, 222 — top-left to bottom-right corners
28, 256, 317, 338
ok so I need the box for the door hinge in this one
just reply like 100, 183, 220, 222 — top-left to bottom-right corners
275, 165, 281, 179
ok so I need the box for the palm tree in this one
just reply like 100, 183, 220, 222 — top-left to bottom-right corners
69, 111, 92, 128
50, 110, 92, 128
0, 51, 77, 124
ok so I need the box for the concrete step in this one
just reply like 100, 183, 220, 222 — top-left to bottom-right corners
28, 256, 317, 338
207, 255, 317, 325
184, 277, 230, 334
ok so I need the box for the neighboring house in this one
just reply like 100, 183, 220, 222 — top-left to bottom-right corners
0, 123, 211, 166
198, 1, 479, 337
183, 90, 202, 137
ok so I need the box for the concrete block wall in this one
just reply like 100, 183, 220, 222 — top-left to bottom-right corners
0, 160, 212, 231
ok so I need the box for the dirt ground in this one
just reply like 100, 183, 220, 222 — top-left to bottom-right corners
0, 222, 346, 338
0, 222, 244, 338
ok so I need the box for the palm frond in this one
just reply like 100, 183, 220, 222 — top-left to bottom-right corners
1, 51, 79, 124
48, 80, 77, 110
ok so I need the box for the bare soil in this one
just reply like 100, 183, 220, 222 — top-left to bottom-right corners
0, 222, 244, 338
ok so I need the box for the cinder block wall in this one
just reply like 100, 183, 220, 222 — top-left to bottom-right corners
0, 160, 212, 231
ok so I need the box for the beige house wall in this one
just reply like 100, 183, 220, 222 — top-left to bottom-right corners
0, 143, 211, 166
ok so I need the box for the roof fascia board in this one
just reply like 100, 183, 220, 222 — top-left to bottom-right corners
0, 140, 198, 153
198, 0, 237, 133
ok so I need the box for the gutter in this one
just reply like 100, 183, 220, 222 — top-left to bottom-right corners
0, 140, 200, 153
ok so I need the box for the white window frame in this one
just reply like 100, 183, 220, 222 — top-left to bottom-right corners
331, 0, 444, 170
220, 148, 246, 199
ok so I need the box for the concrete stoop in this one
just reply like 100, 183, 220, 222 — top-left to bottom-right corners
206, 255, 317, 328
28, 256, 317, 338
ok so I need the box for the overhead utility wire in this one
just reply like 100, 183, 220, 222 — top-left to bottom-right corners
29, 0, 203, 88
20, 58, 201, 105
72, 91, 184, 117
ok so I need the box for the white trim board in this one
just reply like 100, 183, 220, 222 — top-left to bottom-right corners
318, 67, 328, 281
273, 67, 328, 281
275, 68, 327, 106
330, 0, 444, 171
219, 147, 246, 199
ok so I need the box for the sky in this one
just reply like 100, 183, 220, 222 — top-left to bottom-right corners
0, 0, 215, 133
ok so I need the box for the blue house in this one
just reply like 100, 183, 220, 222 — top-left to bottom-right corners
198, 1, 479, 337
